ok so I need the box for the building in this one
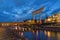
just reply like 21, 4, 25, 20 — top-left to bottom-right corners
44, 12, 60, 23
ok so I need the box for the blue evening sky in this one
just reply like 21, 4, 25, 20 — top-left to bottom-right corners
0, 0, 60, 22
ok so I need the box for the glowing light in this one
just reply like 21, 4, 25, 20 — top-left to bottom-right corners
21, 32, 23, 36
44, 31, 47, 35
36, 30, 38, 36
32, 30, 34, 33
29, 28, 31, 31
15, 26, 17, 30
48, 31, 51, 37
47, 18, 51, 21
14, 23, 17, 26
25, 28, 27, 31
2, 24, 4, 26
2, 24, 6, 26
6, 24, 9, 26
19, 27, 21, 30
23, 28, 24, 31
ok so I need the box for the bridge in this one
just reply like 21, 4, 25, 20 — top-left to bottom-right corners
0, 21, 36, 27
0, 6, 60, 32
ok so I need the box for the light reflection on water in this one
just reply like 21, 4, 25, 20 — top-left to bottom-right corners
23, 30, 60, 40
0, 27, 60, 40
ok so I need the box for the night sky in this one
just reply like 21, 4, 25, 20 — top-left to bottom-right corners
0, 0, 60, 22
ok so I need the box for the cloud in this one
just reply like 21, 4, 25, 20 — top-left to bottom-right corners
0, 0, 60, 22
3, 11, 10, 15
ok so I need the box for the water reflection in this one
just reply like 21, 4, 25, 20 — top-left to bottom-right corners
23, 30, 60, 40
44, 30, 60, 40
0, 27, 60, 40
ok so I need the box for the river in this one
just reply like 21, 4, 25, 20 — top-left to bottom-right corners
0, 27, 60, 40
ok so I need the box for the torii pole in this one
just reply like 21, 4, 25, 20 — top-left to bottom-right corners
40, 13, 42, 24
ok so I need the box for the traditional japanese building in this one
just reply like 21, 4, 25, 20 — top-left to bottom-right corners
44, 12, 60, 23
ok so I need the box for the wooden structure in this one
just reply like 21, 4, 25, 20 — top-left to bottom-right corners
32, 6, 44, 24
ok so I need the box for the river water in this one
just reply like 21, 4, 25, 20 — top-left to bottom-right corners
0, 27, 60, 40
